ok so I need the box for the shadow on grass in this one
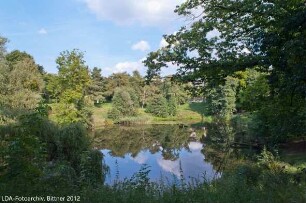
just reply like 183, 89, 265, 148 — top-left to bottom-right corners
188, 102, 212, 127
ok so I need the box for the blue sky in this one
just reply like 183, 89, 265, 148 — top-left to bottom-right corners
0, 0, 185, 76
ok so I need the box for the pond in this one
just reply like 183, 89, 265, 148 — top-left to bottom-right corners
93, 125, 221, 185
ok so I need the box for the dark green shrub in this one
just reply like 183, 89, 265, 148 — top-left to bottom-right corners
146, 95, 169, 118
107, 88, 138, 120
168, 96, 177, 116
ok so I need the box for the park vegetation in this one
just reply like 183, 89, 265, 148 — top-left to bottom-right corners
0, 0, 306, 202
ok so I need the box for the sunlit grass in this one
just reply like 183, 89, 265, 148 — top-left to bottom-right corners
91, 102, 210, 126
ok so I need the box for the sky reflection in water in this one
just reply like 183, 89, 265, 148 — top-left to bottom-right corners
101, 141, 217, 185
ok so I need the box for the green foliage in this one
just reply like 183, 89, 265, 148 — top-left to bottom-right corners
259, 98, 306, 143
108, 88, 138, 120
146, 95, 169, 118
51, 103, 92, 128
238, 74, 270, 111
220, 76, 239, 119
103, 72, 131, 100
44, 50, 94, 127
57, 123, 90, 170
144, 0, 306, 143
0, 36, 7, 58
51, 103, 81, 124
56, 49, 91, 107
88, 67, 106, 106
80, 150, 109, 186
129, 70, 144, 102
206, 75, 239, 119
167, 96, 177, 116
231, 113, 264, 144
107, 108, 121, 121
0, 109, 108, 196
6, 50, 44, 73
140, 84, 160, 108
126, 87, 140, 108
80, 159, 305, 203
44, 73, 61, 102
0, 47, 44, 119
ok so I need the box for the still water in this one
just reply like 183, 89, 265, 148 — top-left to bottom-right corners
93, 125, 219, 185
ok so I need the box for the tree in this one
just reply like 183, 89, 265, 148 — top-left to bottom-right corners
108, 88, 137, 120
6, 50, 45, 74
144, 0, 306, 141
129, 70, 144, 97
44, 73, 61, 102
168, 96, 177, 116
0, 37, 8, 59
88, 67, 105, 106
7, 58, 44, 108
145, 0, 306, 103
0, 46, 44, 119
206, 76, 238, 119
140, 84, 160, 108
56, 49, 91, 107
46, 50, 93, 127
103, 72, 130, 100
146, 94, 169, 118
239, 74, 270, 112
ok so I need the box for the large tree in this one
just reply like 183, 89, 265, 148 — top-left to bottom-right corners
6, 50, 45, 74
48, 49, 92, 126
103, 72, 131, 100
144, 0, 306, 141
0, 40, 44, 119
56, 49, 91, 107
145, 0, 305, 87
88, 67, 105, 105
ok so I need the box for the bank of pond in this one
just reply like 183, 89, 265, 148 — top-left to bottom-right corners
87, 125, 306, 202
1, 123, 306, 203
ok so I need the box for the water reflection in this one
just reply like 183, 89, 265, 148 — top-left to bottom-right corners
94, 125, 217, 185
101, 141, 216, 184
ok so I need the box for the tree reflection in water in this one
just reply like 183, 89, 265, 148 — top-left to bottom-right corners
93, 125, 191, 160
93, 125, 217, 184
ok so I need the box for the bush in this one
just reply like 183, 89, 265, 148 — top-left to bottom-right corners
0, 111, 108, 196
107, 108, 121, 121
51, 103, 93, 128
107, 88, 138, 120
146, 95, 169, 118
168, 96, 177, 116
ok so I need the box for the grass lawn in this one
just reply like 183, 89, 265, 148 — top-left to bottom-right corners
90, 103, 113, 128
91, 102, 211, 127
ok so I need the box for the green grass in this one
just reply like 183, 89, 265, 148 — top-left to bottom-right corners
91, 103, 113, 127
91, 102, 211, 127
80, 160, 306, 203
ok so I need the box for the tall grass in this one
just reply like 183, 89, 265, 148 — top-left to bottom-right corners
81, 159, 306, 203
116, 116, 152, 125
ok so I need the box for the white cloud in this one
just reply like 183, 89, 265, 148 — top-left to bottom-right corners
206, 29, 220, 40
130, 152, 148, 164
188, 142, 203, 151
38, 28, 47, 35
104, 59, 146, 75
83, 0, 185, 26
242, 47, 251, 54
103, 57, 179, 76
132, 40, 151, 52
157, 158, 180, 177
159, 38, 169, 48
